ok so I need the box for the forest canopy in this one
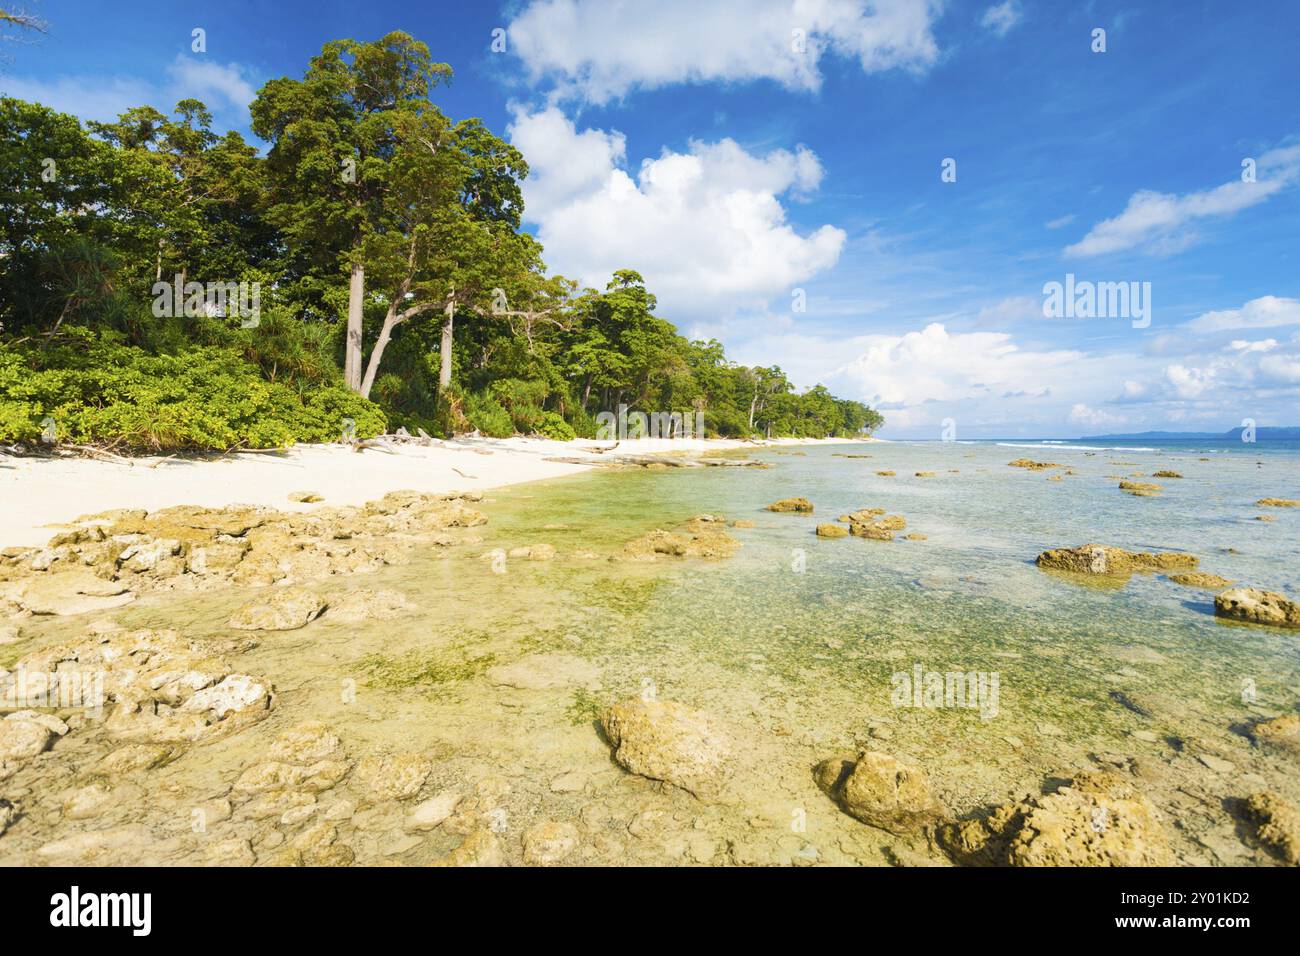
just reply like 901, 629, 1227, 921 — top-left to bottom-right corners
0, 32, 882, 451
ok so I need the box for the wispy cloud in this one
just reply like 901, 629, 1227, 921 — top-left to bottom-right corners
979, 1, 1022, 38
1185, 295, 1300, 333
0, 53, 260, 127
1064, 144, 1300, 258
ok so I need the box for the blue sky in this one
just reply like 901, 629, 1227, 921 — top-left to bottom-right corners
3, 0, 1299, 437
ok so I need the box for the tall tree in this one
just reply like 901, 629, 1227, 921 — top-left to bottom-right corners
251, 32, 452, 392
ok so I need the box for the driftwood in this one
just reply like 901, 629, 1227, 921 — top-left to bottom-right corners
351, 439, 399, 455
451, 467, 478, 479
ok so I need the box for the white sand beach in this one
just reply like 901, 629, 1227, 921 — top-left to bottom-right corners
0, 436, 867, 548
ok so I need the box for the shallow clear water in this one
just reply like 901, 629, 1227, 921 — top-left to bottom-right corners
4, 440, 1298, 866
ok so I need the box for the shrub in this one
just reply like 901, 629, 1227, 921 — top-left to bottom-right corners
534, 410, 575, 441
462, 390, 514, 437
0, 329, 385, 451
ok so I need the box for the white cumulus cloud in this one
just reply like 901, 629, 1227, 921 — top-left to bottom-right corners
505, 0, 944, 104
509, 106, 846, 314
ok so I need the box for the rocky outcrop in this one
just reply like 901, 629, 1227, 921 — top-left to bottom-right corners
1036, 544, 1197, 577
600, 699, 730, 799
815, 751, 942, 834
4, 626, 272, 757
766, 497, 813, 513
0, 491, 485, 615
1257, 498, 1300, 507
1243, 791, 1300, 864
229, 587, 325, 631
1152, 471, 1182, 479
1250, 714, 1300, 756
816, 524, 848, 538
1214, 588, 1300, 628
1008, 459, 1060, 470
620, 516, 741, 562
1119, 480, 1161, 496
939, 771, 1170, 866
1166, 572, 1233, 589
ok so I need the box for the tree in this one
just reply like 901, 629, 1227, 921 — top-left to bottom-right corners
252, 31, 453, 392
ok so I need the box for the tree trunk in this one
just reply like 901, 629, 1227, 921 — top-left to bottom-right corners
344, 262, 365, 392
438, 294, 455, 389
359, 306, 399, 400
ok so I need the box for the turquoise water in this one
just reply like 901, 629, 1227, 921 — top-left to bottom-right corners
480, 439, 1300, 861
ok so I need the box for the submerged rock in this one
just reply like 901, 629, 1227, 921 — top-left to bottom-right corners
1167, 572, 1234, 589
406, 791, 462, 831
9, 627, 273, 748
6, 570, 133, 616
228, 587, 325, 631
1008, 459, 1060, 471
355, 752, 430, 801
620, 519, 741, 561
1152, 470, 1182, 479
815, 751, 941, 834
523, 821, 581, 865
1119, 480, 1162, 496
939, 771, 1170, 867
600, 699, 730, 799
1214, 587, 1300, 628
0, 714, 55, 780
487, 652, 600, 691
1243, 791, 1300, 864
1250, 714, 1300, 756
1257, 498, 1300, 507
323, 588, 415, 623
431, 829, 504, 867
766, 497, 814, 513
1036, 544, 1197, 577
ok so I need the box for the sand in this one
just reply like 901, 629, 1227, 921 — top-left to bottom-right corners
0, 435, 865, 548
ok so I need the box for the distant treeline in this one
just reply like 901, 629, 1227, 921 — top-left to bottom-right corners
0, 31, 881, 451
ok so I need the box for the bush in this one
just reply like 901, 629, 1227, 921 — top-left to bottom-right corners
534, 410, 575, 441
0, 329, 386, 451
462, 390, 514, 437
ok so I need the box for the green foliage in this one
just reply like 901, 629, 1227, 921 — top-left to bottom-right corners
0, 329, 384, 450
534, 410, 576, 441
462, 390, 513, 437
